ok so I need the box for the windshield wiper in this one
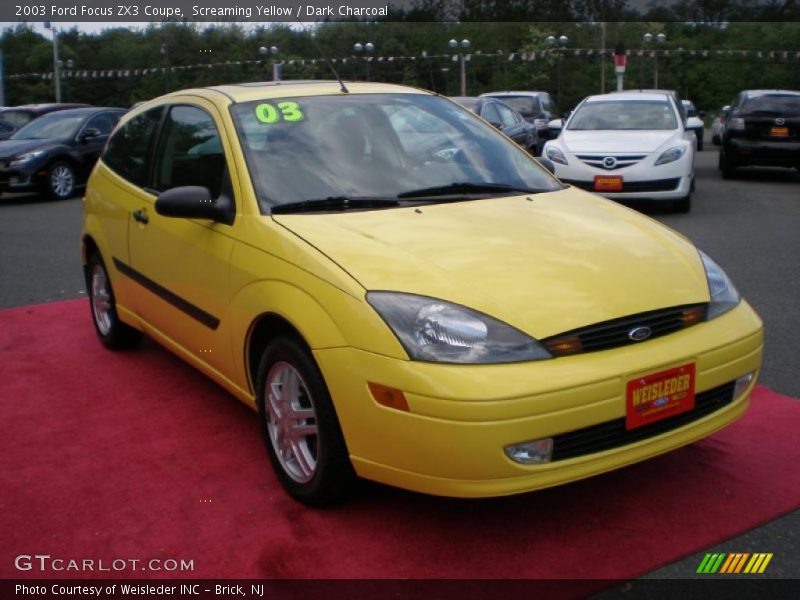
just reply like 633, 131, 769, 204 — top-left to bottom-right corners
397, 182, 543, 199
271, 196, 400, 214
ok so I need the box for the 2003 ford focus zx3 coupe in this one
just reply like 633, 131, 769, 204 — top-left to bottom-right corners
81, 81, 763, 505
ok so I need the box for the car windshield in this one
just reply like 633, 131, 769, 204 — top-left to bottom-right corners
568, 100, 678, 131
230, 93, 561, 211
740, 94, 800, 115
487, 96, 541, 118
0, 110, 33, 129
10, 113, 85, 140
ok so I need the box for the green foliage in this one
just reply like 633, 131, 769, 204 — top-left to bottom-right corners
1, 21, 798, 113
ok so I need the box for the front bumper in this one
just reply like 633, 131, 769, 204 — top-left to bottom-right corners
725, 137, 800, 167
315, 301, 762, 497
0, 162, 47, 193
551, 152, 693, 201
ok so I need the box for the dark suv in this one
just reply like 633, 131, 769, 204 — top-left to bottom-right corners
719, 90, 800, 178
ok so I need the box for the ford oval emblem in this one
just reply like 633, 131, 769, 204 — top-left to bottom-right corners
628, 326, 652, 342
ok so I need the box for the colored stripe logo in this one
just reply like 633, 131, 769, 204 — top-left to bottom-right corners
696, 552, 773, 574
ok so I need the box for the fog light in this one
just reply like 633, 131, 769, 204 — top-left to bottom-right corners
733, 372, 755, 400
504, 438, 553, 464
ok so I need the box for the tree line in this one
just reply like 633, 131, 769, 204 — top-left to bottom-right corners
2, 20, 799, 114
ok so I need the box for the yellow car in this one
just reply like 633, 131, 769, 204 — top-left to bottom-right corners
81, 81, 763, 505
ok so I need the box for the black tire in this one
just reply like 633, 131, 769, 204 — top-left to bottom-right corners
45, 160, 77, 200
719, 149, 737, 179
673, 194, 692, 213
712, 134, 721, 146
256, 336, 356, 506
696, 133, 704, 152
86, 252, 142, 350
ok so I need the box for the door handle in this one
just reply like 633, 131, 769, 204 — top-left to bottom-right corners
132, 208, 149, 224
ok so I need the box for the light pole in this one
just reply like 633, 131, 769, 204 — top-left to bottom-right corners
448, 38, 470, 97
546, 35, 569, 108
44, 22, 64, 102
642, 32, 666, 88
259, 46, 280, 81
353, 42, 376, 81
160, 43, 171, 92
56, 58, 75, 101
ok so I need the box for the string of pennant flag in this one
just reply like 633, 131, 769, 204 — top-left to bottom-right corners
7, 47, 800, 80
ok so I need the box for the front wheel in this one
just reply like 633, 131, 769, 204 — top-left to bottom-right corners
46, 161, 76, 200
673, 194, 692, 213
86, 252, 142, 350
256, 337, 356, 506
719, 150, 737, 179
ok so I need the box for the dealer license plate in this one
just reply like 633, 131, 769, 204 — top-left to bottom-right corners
626, 363, 696, 430
770, 127, 789, 137
594, 175, 623, 191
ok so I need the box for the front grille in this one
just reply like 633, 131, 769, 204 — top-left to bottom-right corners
551, 381, 736, 461
575, 154, 647, 170
563, 178, 681, 193
542, 303, 707, 357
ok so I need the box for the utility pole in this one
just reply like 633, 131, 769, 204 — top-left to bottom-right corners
45, 22, 62, 102
600, 22, 606, 93
0, 50, 5, 106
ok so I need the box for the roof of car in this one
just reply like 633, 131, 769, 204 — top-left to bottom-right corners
183, 80, 431, 104
742, 89, 800, 97
586, 92, 670, 102
0, 103, 90, 114
35, 107, 126, 118
479, 91, 548, 97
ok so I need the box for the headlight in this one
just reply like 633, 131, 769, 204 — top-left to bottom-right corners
10, 150, 46, 166
699, 250, 741, 320
366, 292, 552, 364
654, 146, 686, 166
545, 146, 568, 165
727, 117, 745, 131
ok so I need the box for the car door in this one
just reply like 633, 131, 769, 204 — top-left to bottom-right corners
126, 100, 236, 376
72, 111, 123, 179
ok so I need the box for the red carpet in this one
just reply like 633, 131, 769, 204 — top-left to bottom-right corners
1, 299, 799, 581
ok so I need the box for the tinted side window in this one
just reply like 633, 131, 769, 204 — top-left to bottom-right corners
481, 102, 501, 124
103, 107, 163, 188
85, 112, 122, 136
496, 104, 518, 128
153, 105, 225, 198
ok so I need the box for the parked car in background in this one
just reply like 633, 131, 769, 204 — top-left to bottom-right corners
719, 89, 800, 178
82, 81, 762, 505
0, 106, 125, 199
0, 119, 16, 141
712, 105, 730, 145
450, 96, 537, 153
479, 91, 559, 154
682, 100, 706, 151
543, 91, 695, 212
0, 103, 90, 135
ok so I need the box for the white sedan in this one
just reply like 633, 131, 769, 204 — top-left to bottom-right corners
543, 92, 696, 212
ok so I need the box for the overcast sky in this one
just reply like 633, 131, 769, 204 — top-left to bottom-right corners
1, 21, 303, 36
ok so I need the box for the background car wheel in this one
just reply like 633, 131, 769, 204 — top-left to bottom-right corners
86, 252, 142, 350
46, 161, 76, 200
256, 336, 356, 506
719, 150, 737, 179
712, 134, 721, 146
673, 194, 692, 213
696, 134, 704, 152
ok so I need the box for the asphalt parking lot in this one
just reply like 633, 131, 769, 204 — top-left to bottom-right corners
1, 141, 798, 580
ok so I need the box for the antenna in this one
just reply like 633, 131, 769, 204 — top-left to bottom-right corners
294, 19, 349, 93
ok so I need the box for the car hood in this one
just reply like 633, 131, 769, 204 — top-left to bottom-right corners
272, 188, 709, 339
0, 138, 57, 161
561, 130, 681, 154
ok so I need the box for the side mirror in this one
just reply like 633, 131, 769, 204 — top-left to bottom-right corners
538, 158, 556, 175
80, 127, 102, 142
488, 120, 503, 131
548, 119, 563, 131
155, 186, 233, 225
